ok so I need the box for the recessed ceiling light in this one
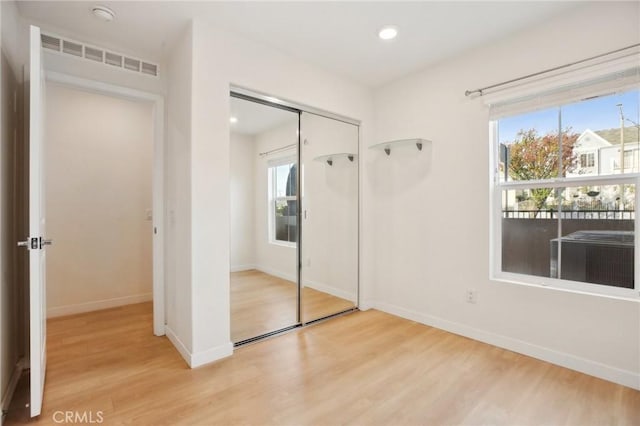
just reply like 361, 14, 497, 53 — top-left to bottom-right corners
230, 117, 238, 124
92, 5, 115, 22
378, 26, 398, 41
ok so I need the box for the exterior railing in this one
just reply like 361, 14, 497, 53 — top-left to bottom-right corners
503, 210, 636, 220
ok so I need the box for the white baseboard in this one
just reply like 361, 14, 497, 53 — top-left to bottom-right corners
372, 301, 640, 391
47, 293, 152, 318
303, 279, 356, 302
230, 264, 256, 272
359, 300, 374, 311
191, 343, 234, 368
254, 266, 357, 303
165, 326, 234, 368
1, 358, 25, 416
164, 325, 191, 366
255, 265, 296, 283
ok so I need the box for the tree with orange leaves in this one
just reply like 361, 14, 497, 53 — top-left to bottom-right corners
508, 128, 579, 211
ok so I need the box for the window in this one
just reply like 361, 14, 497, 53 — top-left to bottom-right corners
580, 152, 595, 168
492, 88, 638, 298
269, 160, 297, 245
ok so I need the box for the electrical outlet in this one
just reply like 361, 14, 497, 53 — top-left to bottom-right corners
466, 289, 477, 304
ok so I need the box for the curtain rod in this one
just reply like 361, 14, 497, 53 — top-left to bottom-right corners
464, 43, 640, 97
258, 144, 296, 157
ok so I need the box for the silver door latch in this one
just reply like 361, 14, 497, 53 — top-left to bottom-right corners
17, 237, 53, 250
17, 237, 39, 250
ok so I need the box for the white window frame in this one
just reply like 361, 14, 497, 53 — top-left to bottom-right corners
268, 158, 297, 248
489, 120, 640, 302
580, 152, 595, 168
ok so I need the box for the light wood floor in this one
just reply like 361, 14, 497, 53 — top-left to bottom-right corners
6, 302, 639, 425
231, 269, 354, 342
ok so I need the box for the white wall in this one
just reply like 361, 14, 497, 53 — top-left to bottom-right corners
187, 20, 373, 365
234, 114, 359, 304
44, 84, 153, 317
230, 132, 256, 270
252, 121, 298, 281
371, 1, 640, 389
165, 25, 193, 359
300, 113, 358, 302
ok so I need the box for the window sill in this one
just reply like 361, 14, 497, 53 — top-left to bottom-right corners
490, 272, 640, 302
269, 240, 296, 249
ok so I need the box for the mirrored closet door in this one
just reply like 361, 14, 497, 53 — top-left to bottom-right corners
229, 95, 300, 344
300, 112, 359, 323
229, 92, 359, 345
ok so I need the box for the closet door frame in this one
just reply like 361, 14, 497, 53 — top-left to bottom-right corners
230, 87, 360, 344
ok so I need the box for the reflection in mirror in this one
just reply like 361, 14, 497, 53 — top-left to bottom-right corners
301, 112, 359, 322
229, 95, 299, 343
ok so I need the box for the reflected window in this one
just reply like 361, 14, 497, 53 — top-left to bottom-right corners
269, 160, 297, 244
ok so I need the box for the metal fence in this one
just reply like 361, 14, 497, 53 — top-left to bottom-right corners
503, 210, 636, 220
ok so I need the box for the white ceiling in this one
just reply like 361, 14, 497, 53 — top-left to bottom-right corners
230, 96, 298, 136
17, 1, 581, 87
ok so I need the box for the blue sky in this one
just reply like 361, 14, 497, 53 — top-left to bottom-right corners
498, 89, 640, 144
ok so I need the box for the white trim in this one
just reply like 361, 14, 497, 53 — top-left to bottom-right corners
499, 173, 640, 190
230, 264, 256, 272
1, 359, 24, 416
44, 71, 166, 336
252, 265, 357, 302
269, 240, 296, 249
47, 293, 152, 318
231, 85, 361, 126
303, 279, 356, 303
371, 301, 640, 391
164, 325, 191, 366
165, 326, 233, 368
491, 273, 640, 301
190, 343, 234, 368
252, 266, 357, 303
489, 121, 500, 279
255, 265, 296, 283
266, 154, 296, 168
358, 300, 374, 311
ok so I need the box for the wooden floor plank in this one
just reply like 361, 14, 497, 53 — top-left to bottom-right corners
231, 270, 354, 342
5, 303, 639, 425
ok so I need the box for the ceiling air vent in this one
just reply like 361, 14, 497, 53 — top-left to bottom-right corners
84, 46, 103, 63
40, 32, 159, 78
105, 52, 123, 67
62, 40, 83, 57
41, 34, 61, 52
141, 62, 158, 77
124, 57, 141, 72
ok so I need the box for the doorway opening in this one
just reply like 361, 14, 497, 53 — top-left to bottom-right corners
44, 82, 156, 324
42, 73, 165, 335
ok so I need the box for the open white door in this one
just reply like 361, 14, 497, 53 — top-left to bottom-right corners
21, 25, 48, 418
